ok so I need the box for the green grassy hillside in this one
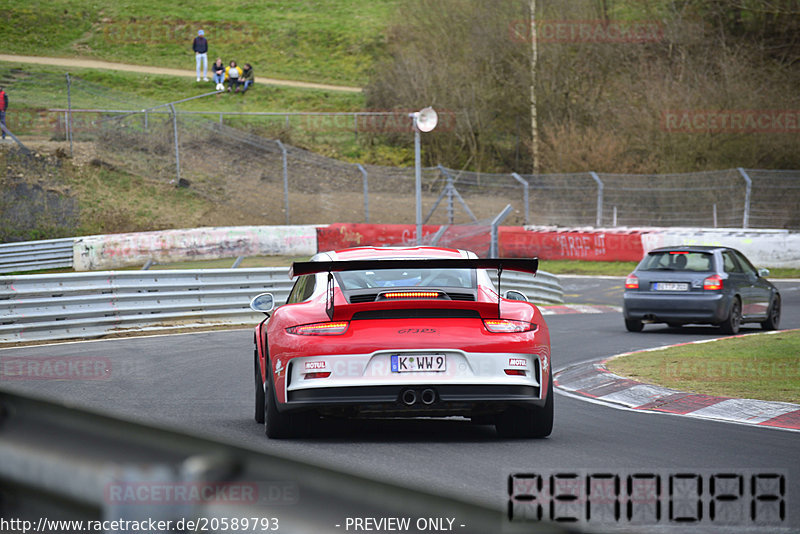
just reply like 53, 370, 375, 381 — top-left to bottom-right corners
6, 0, 396, 86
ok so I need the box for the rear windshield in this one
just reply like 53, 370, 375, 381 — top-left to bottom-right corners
638, 251, 713, 272
336, 268, 475, 290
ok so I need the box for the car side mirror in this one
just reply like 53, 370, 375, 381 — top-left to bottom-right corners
504, 290, 529, 302
758, 268, 770, 278
250, 293, 275, 314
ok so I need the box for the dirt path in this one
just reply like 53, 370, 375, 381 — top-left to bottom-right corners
0, 54, 362, 93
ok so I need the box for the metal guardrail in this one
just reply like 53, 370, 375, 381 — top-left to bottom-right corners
0, 268, 294, 343
490, 270, 563, 305
0, 237, 75, 274
0, 268, 563, 343
1, 388, 571, 534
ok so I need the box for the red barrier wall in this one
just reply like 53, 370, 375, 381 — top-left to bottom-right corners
499, 228, 644, 261
316, 224, 644, 262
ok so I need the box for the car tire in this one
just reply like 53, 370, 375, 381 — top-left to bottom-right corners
761, 295, 781, 331
254, 347, 265, 424
264, 361, 293, 439
495, 371, 553, 439
721, 298, 742, 335
625, 319, 644, 332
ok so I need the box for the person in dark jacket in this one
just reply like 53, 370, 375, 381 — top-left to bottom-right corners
211, 58, 226, 91
239, 64, 254, 93
192, 29, 209, 82
0, 87, 7, 140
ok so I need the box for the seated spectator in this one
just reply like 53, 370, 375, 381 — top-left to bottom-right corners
211, 58, 226, 91
239, 63, 254, 93
225, 61, 242, 92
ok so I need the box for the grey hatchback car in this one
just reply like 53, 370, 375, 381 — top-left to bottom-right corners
623, 246, 780, 334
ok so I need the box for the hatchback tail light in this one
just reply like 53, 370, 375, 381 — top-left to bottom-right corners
625, 274, 639, 289
703, 274, 723, 291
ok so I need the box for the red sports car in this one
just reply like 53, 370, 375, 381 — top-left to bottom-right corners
251, 247, 552, 439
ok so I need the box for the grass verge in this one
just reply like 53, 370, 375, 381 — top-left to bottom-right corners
606, 330, 800, 404
5, 0, 395, 86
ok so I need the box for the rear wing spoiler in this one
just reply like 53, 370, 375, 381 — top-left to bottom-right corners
290, 257, 538, 320
288, 258, 538, 278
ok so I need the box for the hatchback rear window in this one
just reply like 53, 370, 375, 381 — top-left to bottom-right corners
638, 251, 713, 272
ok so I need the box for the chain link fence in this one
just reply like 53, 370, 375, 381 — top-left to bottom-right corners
7, 73, 800, 230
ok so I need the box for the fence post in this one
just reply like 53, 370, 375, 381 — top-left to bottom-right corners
168, 103, 181, 184
737, 168, 752, 228
437, 165, 455, 224
511, 173, 530, 225
357, 163, 369, 223
590, 171, 603, 227
276, 140, 289, 225
490, 204, 514, 258
65, 73, 73, 157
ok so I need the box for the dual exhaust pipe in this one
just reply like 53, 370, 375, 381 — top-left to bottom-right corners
401, 388, 437, 406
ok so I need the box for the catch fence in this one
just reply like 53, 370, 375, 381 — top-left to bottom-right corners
4, 71, 798, 229
43, 108, 800, 230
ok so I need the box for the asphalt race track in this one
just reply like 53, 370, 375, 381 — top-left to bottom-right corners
2, 277, 799, 532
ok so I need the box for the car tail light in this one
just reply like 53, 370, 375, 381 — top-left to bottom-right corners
625, 274, 639, 289
483, 319, 537, 333
304, 372, 331, 380
286, 321, 349, 335
504, 369, 527, 376
703, 274, 723, 290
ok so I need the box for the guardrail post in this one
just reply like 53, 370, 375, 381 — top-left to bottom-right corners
737, 167, 752, 228
357, 163, 369, 223
511, 172, 530, 225
590, 171, 603, 227
276, 140, 290, 224
490, 204, 514, 258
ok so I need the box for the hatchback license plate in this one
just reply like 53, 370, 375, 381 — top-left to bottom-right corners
391, 354, 446, 373
654, 282, 689, 291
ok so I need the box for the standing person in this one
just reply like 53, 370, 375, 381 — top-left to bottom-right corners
0, 87, 7, 140
225, 60, 242, 92
239, 63, 254, 93
192, 29, 209, 82
211, 58, 226, 91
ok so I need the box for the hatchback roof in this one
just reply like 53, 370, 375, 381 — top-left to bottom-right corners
649, 245, 734, 253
